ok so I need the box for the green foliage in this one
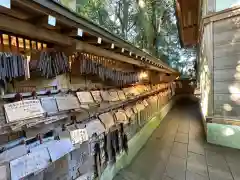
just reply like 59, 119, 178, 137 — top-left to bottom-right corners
61, 0, 196, 75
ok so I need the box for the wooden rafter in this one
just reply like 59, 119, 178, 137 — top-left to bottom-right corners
176, 0, 200, 47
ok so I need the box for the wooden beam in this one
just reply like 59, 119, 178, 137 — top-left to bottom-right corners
83, 38, 100, 44
61, 28, 76, 36
0, 14, 74, 46
99, 44, 115, 49
176, 0, 199, 47
28, 15, 46, 24
0, 6, 31, 20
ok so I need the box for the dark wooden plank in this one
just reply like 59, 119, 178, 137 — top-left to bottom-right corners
0, 14, 73, 46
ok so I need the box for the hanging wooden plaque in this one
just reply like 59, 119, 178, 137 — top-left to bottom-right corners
76, 92, 94, 104
55, 95, 81, 111
98, 113, 115, 130
85, 119, 105, 138
4, 100, 45, 123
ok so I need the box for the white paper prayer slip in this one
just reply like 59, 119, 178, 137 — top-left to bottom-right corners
91, 91, 102, 102
47, 139, 74, 161
136, 103, 145, 112
76, 92, 94, 104
108, 91, 119, 101
0, 145, 28, 164
40, 97, 58, 115
44, 114, 68, 124
26, 140, 41, 151
55, 95, 81, 111
98, 112, 115, 130
70, 128, 89, 145
132, 106, 138, 113
100, 91, 111, 101
117, 90, 126, 100
4, 100, 45, 123
123, 88, 131, 96
10, 148, 50, 180
115, 110, 128, 124
125, 107, 134, 118
85, 119, 105, 138
0, 166, 7, 180
70, 142, 89, 171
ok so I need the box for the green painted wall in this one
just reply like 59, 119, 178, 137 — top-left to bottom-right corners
207, 123, 240, 149
100, 99, 174, 180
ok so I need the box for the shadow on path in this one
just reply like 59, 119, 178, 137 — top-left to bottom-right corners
114, 99, 240, 180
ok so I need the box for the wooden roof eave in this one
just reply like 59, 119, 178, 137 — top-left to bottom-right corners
0, 13, 74, 46
175, 0, 199, 47
0, 12, 174, 74
16, 0, 177, 74
174, 0, 184, 47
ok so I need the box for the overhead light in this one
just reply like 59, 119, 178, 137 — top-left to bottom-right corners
77, 28, 83, 37
121, 48, 125, 53
139, 71, 148, 80
111, 43, 114, 49
129, 52, 132, 56
48, 15, 56, 26
97, 37, 102, 44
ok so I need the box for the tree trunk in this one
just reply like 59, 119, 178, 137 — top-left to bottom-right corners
122, 0, 129, 39
151, 0, 158, 56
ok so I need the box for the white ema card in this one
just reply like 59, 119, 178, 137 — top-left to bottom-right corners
76, 91, 94, 104
70, 128, 89, 145
4, 100, 45, 123
115, 110, 128, 124
117, 90, 126, 100
108, 91, 119, 101
55, 95, 81, 111
91, 91, 102, 102
85, 119, 105, 138
136, 103, 145, 112
129, 87, 140, 96
100, 91, 111, 101
40, 97, 58, 115
10, 148, 50, 180
0, 144, 28, 164
98, 112, 115, 130
123, 88, 130, 96
0, 166, 7, 180
47, 139, 74, 162
125, 107, 134, 118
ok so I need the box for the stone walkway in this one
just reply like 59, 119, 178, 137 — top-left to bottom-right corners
114, 102, 240, 180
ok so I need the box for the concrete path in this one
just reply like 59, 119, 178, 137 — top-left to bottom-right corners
114, 102, 240, 180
